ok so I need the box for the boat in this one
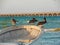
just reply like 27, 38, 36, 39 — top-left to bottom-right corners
0, 25, 41, 45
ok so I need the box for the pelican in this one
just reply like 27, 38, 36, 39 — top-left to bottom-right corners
11, 18, 17, 25
29, 18, 38, 24
37, 17, 47, 25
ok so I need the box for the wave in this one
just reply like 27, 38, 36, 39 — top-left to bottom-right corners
47, 21, 60, 22
44, 28, 60, 32
42, 36, 60, 39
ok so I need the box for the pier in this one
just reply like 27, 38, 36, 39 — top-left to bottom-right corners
0, 12, 60, 16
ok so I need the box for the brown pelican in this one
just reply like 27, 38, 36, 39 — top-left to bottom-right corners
29, 18, 38, 24
37, 17, 47, 26
11, 19, 17, 25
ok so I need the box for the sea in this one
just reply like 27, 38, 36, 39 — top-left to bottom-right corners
0, 16, 60, 45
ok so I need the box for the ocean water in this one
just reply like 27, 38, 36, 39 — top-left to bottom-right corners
0, 16, 60, 45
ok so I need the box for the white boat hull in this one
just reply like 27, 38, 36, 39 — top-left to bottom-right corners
0, 25, 41, 45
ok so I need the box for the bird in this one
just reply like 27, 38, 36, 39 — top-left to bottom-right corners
29, 18, 38, 24
37, 17, 47, 26
11, 18, 17, 26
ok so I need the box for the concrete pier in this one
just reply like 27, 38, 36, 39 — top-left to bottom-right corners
0, 12, 60, 16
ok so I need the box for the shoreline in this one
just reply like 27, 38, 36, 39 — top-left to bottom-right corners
0, 12, 60, 16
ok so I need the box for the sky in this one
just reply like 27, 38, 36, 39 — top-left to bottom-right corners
0, 0, 60, 14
